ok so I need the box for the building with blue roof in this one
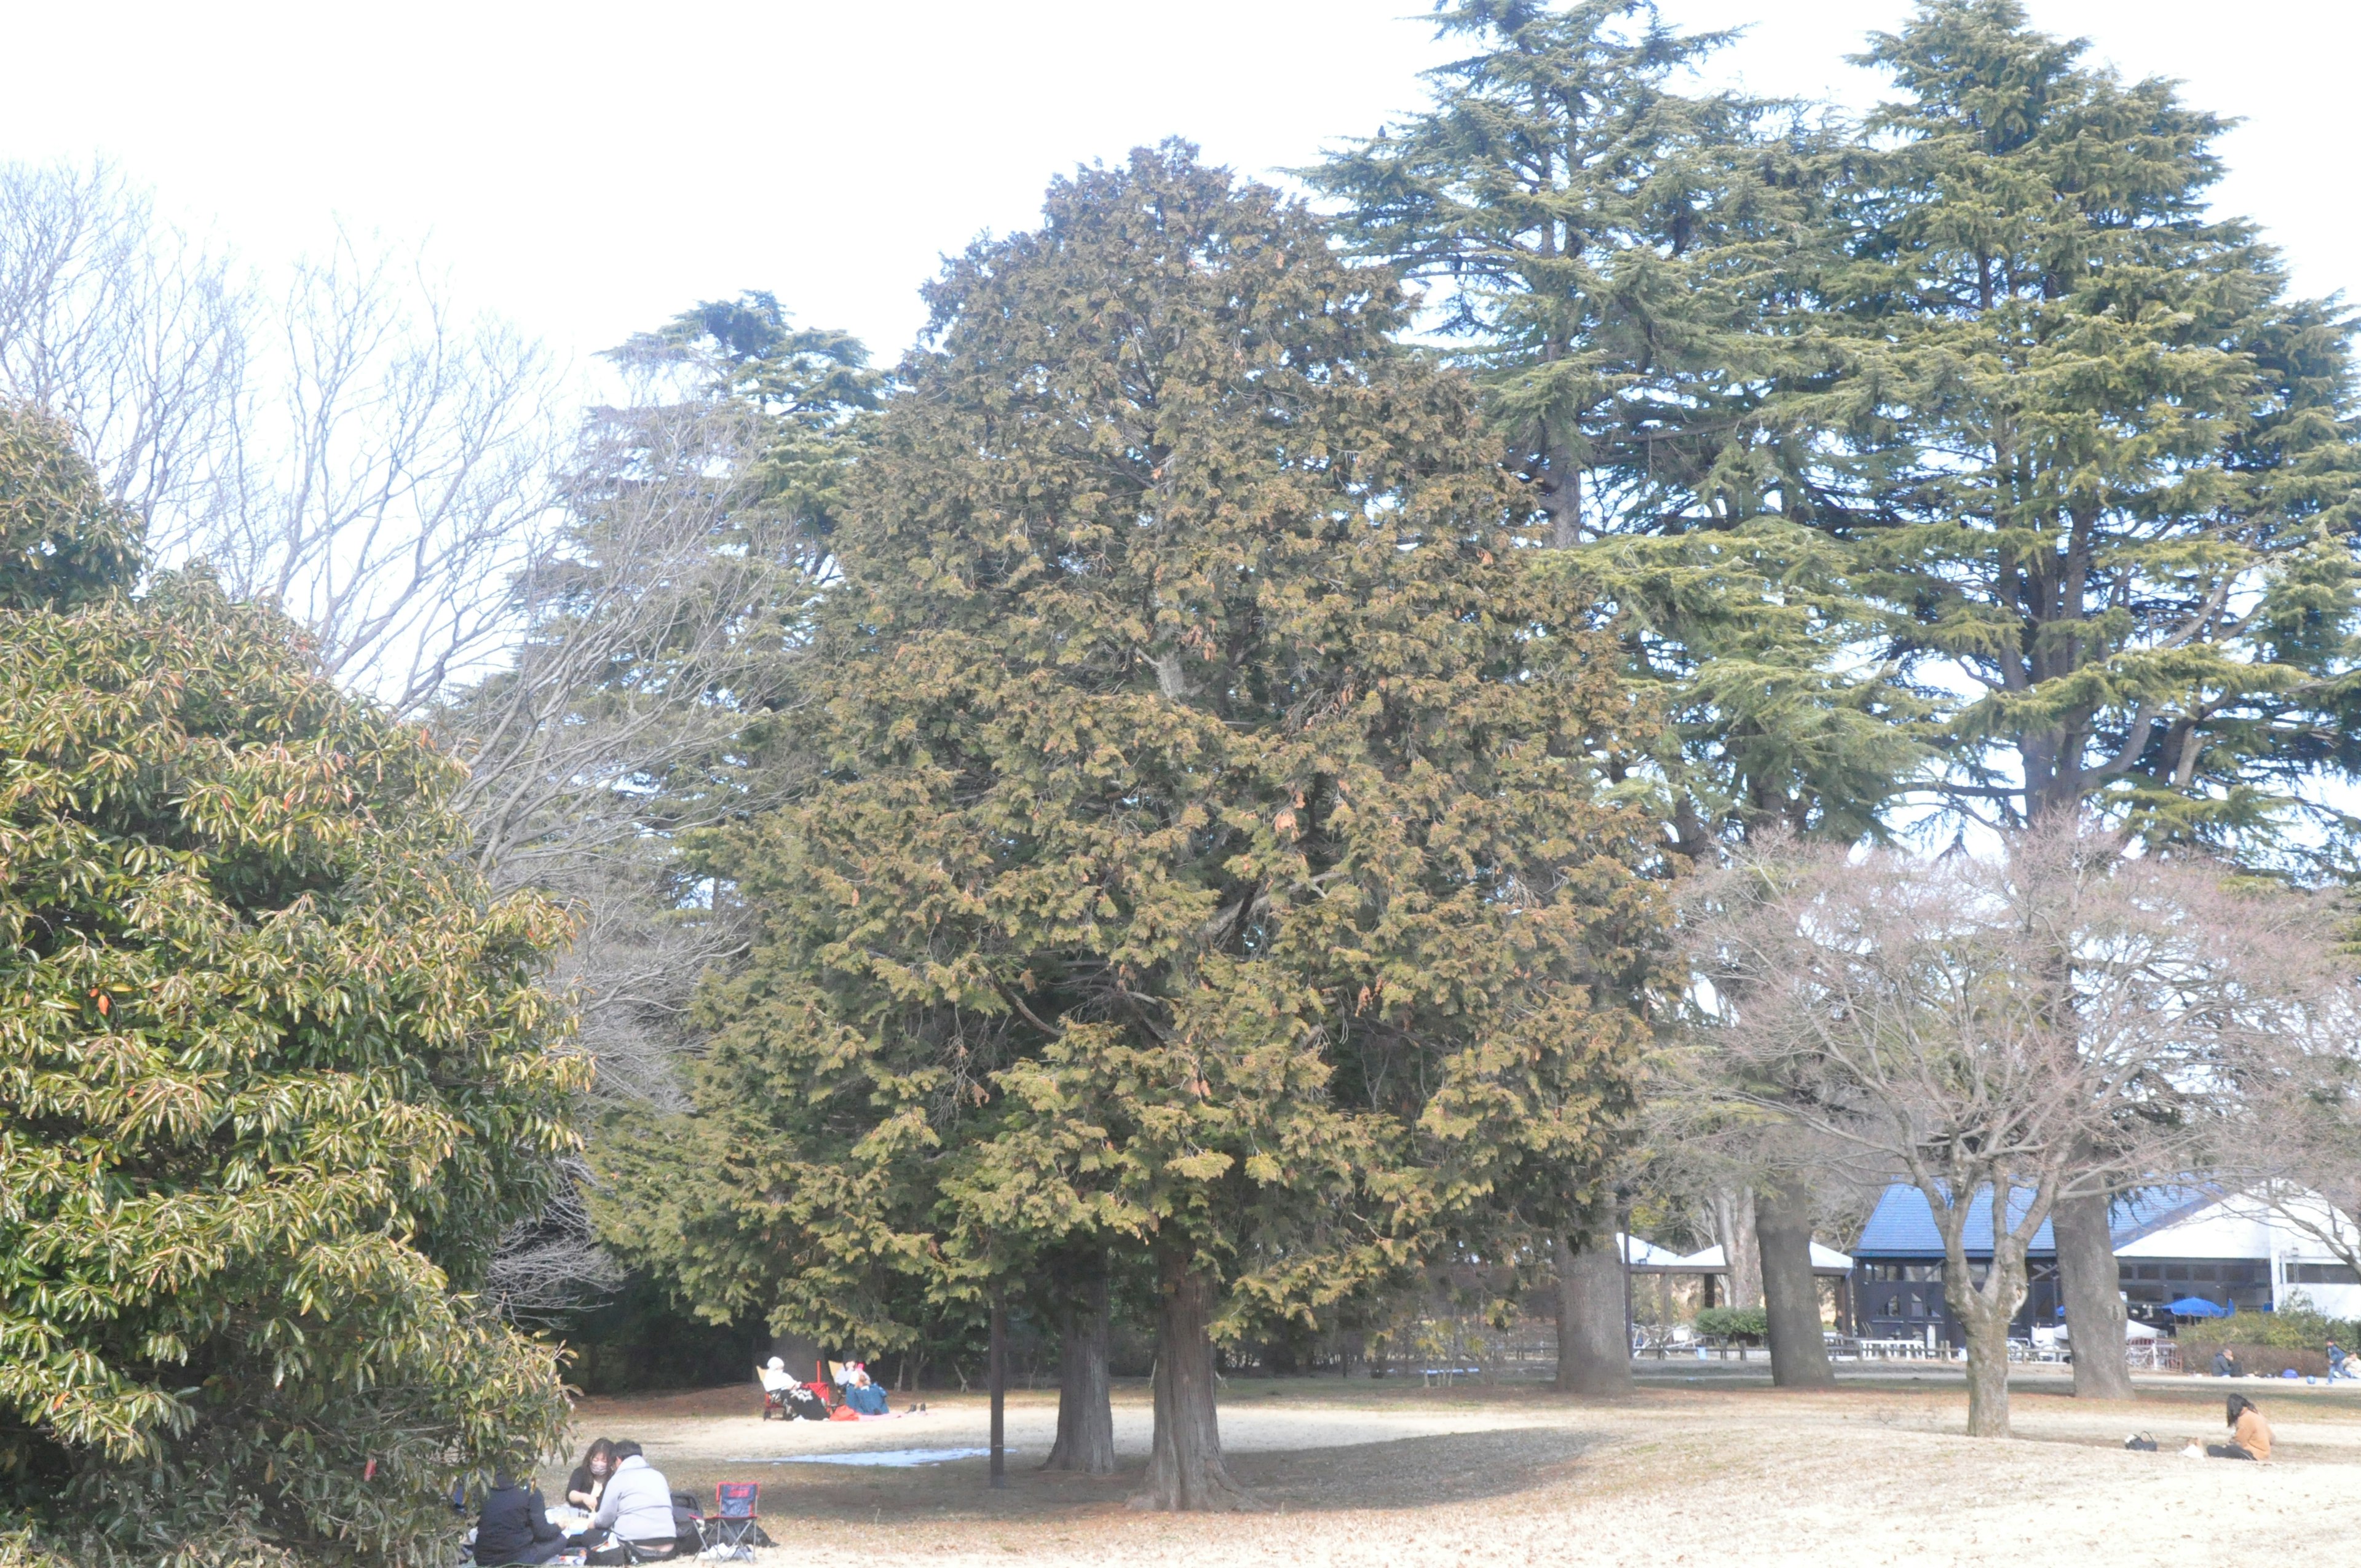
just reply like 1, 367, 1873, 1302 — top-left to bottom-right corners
1847, 1182, 2353, 1348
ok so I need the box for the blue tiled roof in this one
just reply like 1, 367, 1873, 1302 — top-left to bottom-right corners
1853, 1181, 2218, 1259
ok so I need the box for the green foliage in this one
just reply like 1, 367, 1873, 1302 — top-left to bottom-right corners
2175, 1294, 2357, 1357
0, 422, 583, 1565
1312, 3, 1929, 852
0, 403, 140, 612
1308, 0, 1803, 547
1565, 524, 1934, 852
596, 144, 1669, 1350
1692, 1305, 1767, 1342
608, 288, 885, 547
1793, 0, 2361, 859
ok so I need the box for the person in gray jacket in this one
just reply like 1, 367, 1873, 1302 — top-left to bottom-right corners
582, 1442, 678, 1562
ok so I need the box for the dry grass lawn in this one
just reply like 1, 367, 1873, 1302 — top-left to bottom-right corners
550, 1366, 2354, 1566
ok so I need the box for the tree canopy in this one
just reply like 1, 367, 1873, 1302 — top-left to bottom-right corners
0, 406, 581, 1564
1311, 1, 1931, 856
1796, 0, 2361, 858
596, 142, 1669, 1507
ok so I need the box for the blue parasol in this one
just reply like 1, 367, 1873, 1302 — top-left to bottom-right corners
2165, 1296, 2231, 1317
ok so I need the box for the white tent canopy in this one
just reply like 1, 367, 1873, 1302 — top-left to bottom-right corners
1658, 1241, 1853, 1275
1618, 1233, 1685, 1268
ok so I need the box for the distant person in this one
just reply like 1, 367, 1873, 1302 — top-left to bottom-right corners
2210, 1348, 2245, 1378
2330, 1342, 2349, 1380
760, 1356, 796, 1419
474, 1471, 564, 1566
566, 1437, 615, 1512
582, 1440, 679, 1562
2207, 1393, 2272, 1460
843, 1366, 898, 1416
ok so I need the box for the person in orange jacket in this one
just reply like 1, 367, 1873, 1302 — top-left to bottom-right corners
2208, 1394, 2272, 1460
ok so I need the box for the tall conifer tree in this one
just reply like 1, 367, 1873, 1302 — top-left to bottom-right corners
614, 145, 1666, 1508
1790, 0, 2361, 1397
1315, 0, 1928, 1390
1802, 0, 2361, 852
1310, 0, 1786, 550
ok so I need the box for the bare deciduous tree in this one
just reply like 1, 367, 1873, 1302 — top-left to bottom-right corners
0, 160, 249, 534
460, 337, 855, 1316
1690, 827, 2282, 1436
2209, 911, 2361, 1277
218, 236, 564, 712
1, 159, 564, 715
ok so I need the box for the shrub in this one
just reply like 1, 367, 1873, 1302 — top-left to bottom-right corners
1, 410, 585, 1566
2175, 1293, 2361, 1378
1695, 1307, 1769, 1343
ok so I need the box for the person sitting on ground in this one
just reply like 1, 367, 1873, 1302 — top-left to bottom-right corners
2330, 1342, 2349, 1381
842, 1366, 893, 1416
581, 1440, 679, 1562
566, 1436, 615, 1513
475, 1470, 565, 1566
2206, 1394, 2273, 1461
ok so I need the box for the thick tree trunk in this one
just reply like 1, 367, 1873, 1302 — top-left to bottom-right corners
1757, 1176, 1835, 1389
1945, 1246, 2027, 1439
1554, 1196, 1633, 1396
1043, 1263, 1116, 1475
1960, 1302, 2014, 1438
2054, 1189, 2134, 1401
1712, 1186, 1763, 1309
1134, 1254, 1252, 1511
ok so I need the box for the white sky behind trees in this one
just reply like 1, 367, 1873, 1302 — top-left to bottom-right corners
2, 2, 2351, 373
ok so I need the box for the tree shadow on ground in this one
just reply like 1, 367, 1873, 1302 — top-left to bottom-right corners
1222, 1427, 1602, 1512
674, 1428, 1600, 1524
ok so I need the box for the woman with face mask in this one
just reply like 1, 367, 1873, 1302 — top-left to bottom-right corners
566, 1437, 616, 1511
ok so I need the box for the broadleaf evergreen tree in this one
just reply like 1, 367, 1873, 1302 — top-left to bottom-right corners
0, 406, 581, 1563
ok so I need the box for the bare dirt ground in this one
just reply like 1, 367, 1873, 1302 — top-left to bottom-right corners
553, 1366, 2357, 1566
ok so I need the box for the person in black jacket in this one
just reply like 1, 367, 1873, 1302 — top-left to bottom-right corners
474, 1470, 565, 1566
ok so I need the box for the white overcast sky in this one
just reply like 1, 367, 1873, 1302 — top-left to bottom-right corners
3, 2, 2352, 374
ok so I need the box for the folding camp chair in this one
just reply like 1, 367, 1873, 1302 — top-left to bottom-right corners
706, 1484, 760, 1562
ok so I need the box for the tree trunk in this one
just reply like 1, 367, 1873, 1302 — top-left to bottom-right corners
1134, 1254, 1252, 1511
1540, 407, 1583, 548
1711, 1186, 1763, 1309
1960, 1301, 2014, 1438
1757, 1176, 1835, 1389
1943, 1245, 2027, 1439
2054, 1189, 2134, 1400
1043, 1262, 1115, 1475
1554, 1194, 1633, 1396
988, 1291, 1008, 1489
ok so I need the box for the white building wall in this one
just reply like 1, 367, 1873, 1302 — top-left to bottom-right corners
2146, 1192, 2361, 1317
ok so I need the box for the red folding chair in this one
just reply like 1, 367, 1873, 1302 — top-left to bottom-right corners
706, 1483, 760, 1561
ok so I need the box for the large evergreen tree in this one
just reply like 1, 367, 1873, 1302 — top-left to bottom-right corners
1787, 0, 2361, 1398
1308, 0, 1790, 551
604, 145, 1666, 1508
1801, 0, 2361, 852
0, 404, 580, 1562
1314, 0, 1928, 1392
